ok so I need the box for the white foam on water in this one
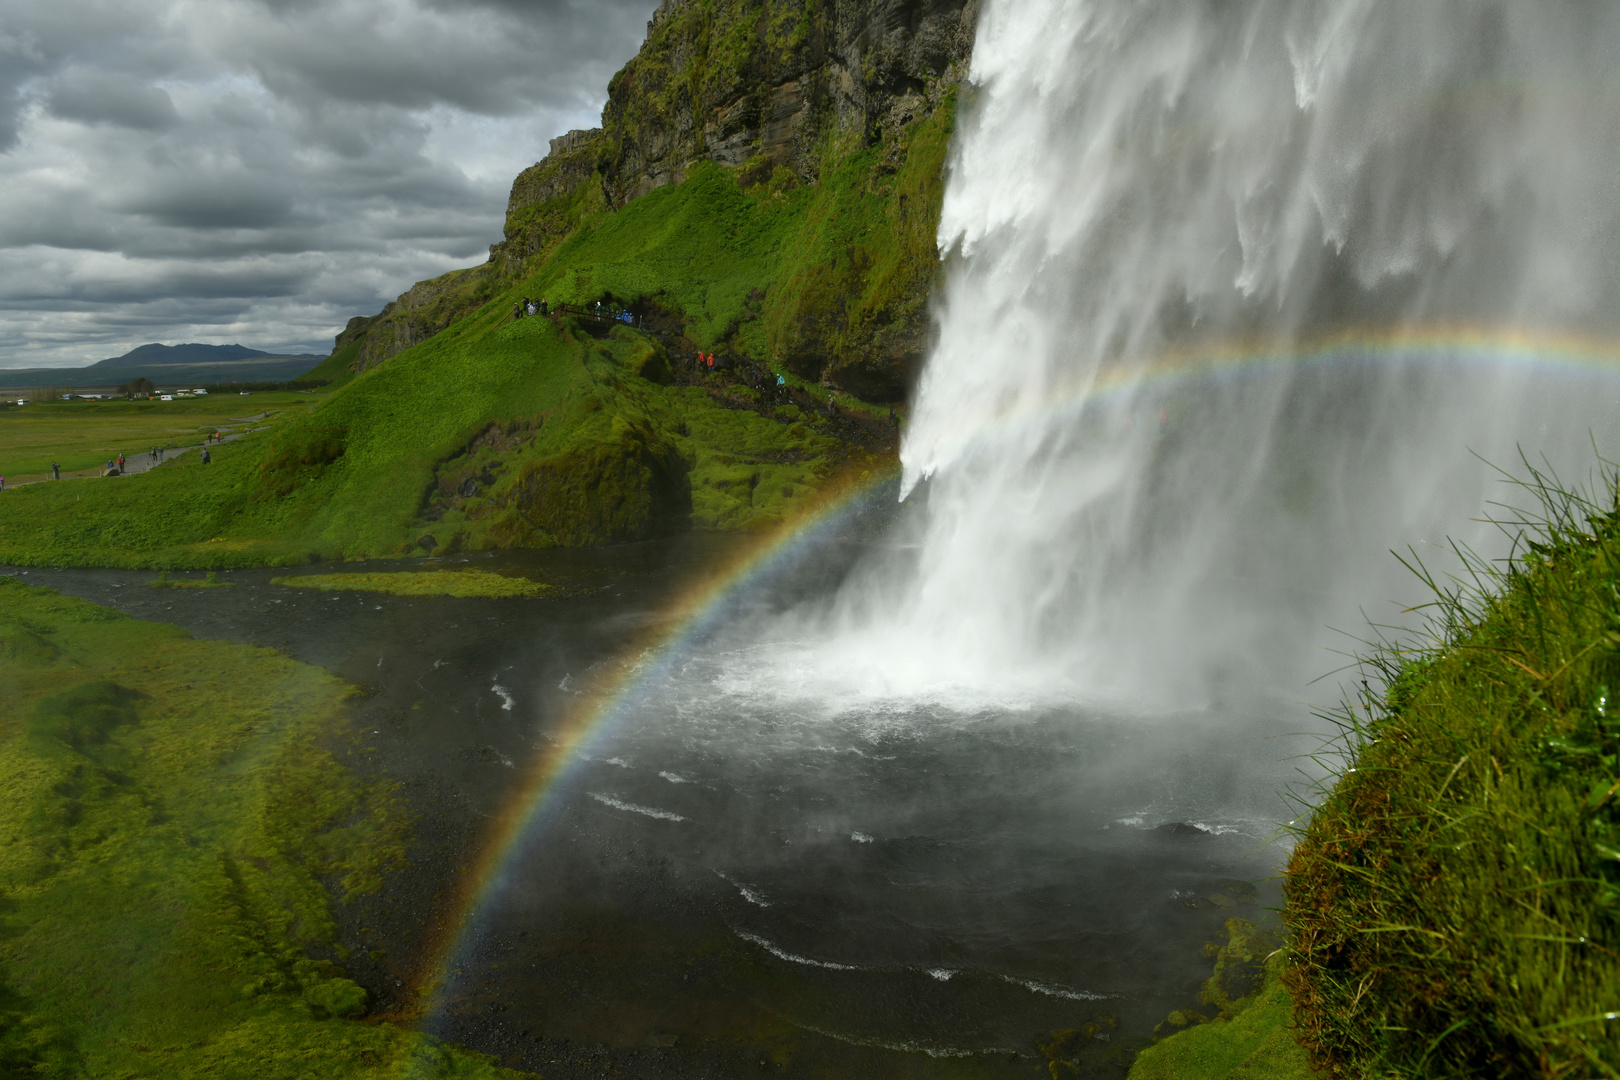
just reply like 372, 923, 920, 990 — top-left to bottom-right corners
604, 757, 632, 769
587, 793, 685, 822
658, 771, 693, 784
733, 929, 855, 970
1003, 975, 1113, 1002
850, 831, 874, 844
491, 684, 514, 711
786, 1019, 1010, 1060
927, 968, 956, 982
713, 870, 771, 907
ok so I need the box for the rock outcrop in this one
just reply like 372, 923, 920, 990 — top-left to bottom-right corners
334, 263, 499, 375
331, 0, 981, 396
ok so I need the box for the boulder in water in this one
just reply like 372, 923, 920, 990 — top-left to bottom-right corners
1154, 822, 1212, 839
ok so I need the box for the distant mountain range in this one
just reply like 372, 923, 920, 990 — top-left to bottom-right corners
0, 342, 325, 390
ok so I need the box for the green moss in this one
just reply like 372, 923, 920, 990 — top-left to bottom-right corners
0, 576, 530, 1077
271, 569, 552, 598
1284, 471, 1620, 1077
1129, 946, 1313, 1080
147, 571, 233, 589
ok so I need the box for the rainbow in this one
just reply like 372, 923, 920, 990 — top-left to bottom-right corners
407, 322, 1620, 1017
906, 323, 1620, 476
404, 456, 901, 1011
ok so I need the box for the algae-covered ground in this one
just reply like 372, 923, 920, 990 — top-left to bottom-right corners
272, 569, 553, 598
0, 574, 530, 1078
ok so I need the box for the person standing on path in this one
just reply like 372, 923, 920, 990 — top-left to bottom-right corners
201, 448, 211, 465
51, 461, 59, 480
117, 453, 124, 470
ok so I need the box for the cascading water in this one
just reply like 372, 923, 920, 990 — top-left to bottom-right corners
810, 0, 1620, 707
416, 3, 1620, 1070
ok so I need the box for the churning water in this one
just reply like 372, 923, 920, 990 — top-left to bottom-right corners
849, 0, 1620, 707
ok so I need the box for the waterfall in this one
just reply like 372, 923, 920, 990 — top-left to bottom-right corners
806, 0, 1620, 708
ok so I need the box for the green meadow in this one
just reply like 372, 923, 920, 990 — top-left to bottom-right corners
0, 575, 529, 1078
0, 392, 314, 482
0, 317, 886, 569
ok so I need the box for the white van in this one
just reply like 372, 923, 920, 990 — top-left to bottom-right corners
160, 395, 174, 402
194, 389, 208, 395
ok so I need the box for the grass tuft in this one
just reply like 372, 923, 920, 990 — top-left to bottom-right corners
1284, 458, 1620, 1078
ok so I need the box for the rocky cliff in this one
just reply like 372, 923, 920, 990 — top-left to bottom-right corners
334, 0, 979, 400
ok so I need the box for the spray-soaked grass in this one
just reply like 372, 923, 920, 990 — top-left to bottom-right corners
271, 569, 552, 598
0, 575, 531, 1078
1283, 463, 1620, 1077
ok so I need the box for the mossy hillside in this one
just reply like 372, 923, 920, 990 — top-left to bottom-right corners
1284, 473, 1620, 1078
298, 336, 363, 391
0, 576, 528, 1078
0, 313, 855, 567
506, 100, 956, 399
379, 83, 957, 401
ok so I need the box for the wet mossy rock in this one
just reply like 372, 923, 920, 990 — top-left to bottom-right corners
493, 417, 690, 547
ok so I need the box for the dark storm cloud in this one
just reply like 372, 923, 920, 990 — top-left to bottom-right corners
46, 74, 180, 129
0, 0, 660, 367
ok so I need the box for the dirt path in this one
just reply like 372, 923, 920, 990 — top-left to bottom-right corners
2, 412, 271, 489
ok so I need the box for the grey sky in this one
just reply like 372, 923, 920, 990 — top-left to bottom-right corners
0, 0, 659, 368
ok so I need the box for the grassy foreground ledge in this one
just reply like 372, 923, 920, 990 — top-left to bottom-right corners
0, 575, 528, 1078
1282, 471, 1620, 1078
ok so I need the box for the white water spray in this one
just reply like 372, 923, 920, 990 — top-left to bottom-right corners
801, 0, 1620, 708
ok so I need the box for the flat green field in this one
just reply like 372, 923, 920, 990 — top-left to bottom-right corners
0, 392, 319, 481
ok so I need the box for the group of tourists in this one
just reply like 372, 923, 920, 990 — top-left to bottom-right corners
512, 296, 644, 326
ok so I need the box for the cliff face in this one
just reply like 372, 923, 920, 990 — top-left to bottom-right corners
597, 0, 976, 203
337, 0, 979, 399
